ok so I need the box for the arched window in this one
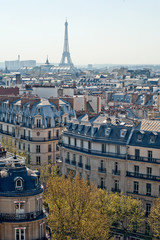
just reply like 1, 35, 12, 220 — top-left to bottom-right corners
15, 177, 23, 190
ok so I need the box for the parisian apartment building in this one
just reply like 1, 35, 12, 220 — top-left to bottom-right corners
0, 95, 75, 169
60, 114, 160, 220
0, 148, 46, 240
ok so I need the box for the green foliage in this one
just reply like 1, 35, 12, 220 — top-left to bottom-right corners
37, 164, 60, 190
1, 136, 17, 154
45, 175, 144, 240
148, 197, 160, 238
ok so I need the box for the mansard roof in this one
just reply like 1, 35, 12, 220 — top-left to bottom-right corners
0, 154, 43, 197
64, 116, 160, 149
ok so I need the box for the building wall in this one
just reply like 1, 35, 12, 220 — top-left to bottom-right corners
32, 87, 58, 98
61, 133, 160, 208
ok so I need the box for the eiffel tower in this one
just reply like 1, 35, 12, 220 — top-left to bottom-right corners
59, 20, 74, 67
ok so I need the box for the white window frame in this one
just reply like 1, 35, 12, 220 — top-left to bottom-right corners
15, 227, 26, 240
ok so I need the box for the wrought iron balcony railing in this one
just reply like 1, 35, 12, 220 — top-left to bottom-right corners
127, 155, 160, 164
65, 158, 70, 164
126, 171, 160, 181
111, 188, 121, 193
85, 164, 91, 170
112, 169, 121, 175
0, 210, 44, 222
98, 167, 106, 173
78, 162, 83, 168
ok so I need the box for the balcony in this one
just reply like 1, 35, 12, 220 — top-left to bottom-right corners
20, 135, 58, 142
0, 210, 45, 222
61, 143, 126, 159
126, 171, 160, 181
78, 162, 83, 168
127, 191, 157, 198
112, 169, 120, 175
98, 167, 106, 173
128, 155, 160, 164
85, 164, 91, 170
71, 160, 76, 166
0, 129, 15, 137
65, 158, 70, 164
111, 188, 121, 193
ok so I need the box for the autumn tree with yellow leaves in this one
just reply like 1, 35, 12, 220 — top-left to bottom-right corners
148, 197, 160, 239
45, 174, 145, 240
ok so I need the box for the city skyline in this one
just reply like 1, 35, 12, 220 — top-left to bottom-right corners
0, 0, 160, 65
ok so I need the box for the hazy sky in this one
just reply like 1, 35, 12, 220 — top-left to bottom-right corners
0, 0, 160, 65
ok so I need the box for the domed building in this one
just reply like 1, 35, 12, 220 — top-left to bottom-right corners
0, 148, 46, 240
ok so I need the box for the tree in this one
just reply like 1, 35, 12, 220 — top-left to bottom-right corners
94, 190, 144, 239
37, 164, 59, 190
45, 175, 111, 240
109, 193, 144, 239
148, 197, 160, 238
1, 136, 17, 154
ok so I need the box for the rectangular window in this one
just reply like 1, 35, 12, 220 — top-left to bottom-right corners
134, 181, 139, 194
100, 178, 104, 188
68, 137, 70, 145
135, 149, 140, 160
37, 119, 41, 128
48, 144, 52, 152
36, 156, 41, 165
134, 165, 139, 175
148, 151, 152, 161
115, 180, 119, 191
36, 145, 40, 153
48, 131, 51, 140
56, 130, 59, 138
80, 140, 83, 149
88, 141, 91, 150
102, 143, 106, 153
116, 145, 120, 155
146, 203, 151, 217
147, 167, 152, 177
74, 138, 77, 146
115, 162, 118, 172
15, 202, 25, 215
15, 228, 25, 240
146, 183, 151, 196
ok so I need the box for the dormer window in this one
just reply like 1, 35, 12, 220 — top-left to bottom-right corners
137, 131, 144, 142
150, 135, 155, 143
105, 128, 111, 136
15, 177, 23, 190
137, 134, 142, 141
37, 119, 41, 128
120, 129, 127, 138
150, 132, 157, 143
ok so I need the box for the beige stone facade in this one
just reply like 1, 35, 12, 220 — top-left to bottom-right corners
0, 151, 46, 240
60, 117, 160, 222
